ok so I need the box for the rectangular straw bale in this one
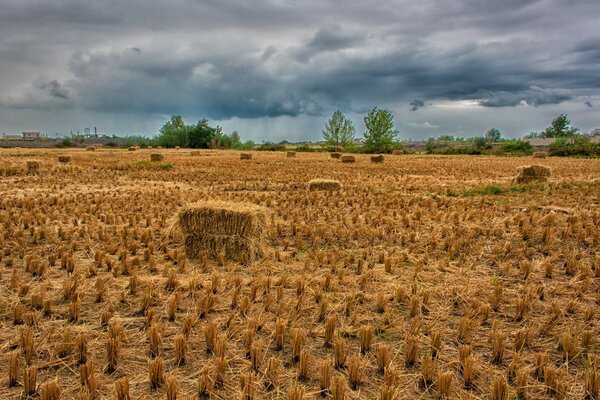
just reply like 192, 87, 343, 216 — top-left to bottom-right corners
240, 153, 252, 160
341, 155, 356, 163
308, 179, 342, 191
178, 201, 266, 262
150, 153, 164, 162
370, 155, 384, 163
58, 156, 71, 163
330, 152, 342, 159
287, 151, 296, 157
515, 165, 551, 184
26, 160, 40, 174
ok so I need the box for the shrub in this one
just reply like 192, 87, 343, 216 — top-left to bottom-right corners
501, 141, 532, 153
257, 142, 286, 151
549, 136, 600, 157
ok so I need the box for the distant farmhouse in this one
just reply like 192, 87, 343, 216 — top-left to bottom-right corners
22, 131, 42, 139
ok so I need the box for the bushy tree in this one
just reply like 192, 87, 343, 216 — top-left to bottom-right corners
157, 115, 189, 148
188, 119, 216, 149
485, 128, 502, 141
322, 110, 355, 148
363, 107, 398, 153
541, 114, 580, 138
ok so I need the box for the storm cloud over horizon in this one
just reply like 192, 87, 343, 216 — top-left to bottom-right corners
0, 0, 599, 140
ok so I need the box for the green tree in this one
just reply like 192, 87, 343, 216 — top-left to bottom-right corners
322, 110, 356, 148
157, 115, 189, 147
485, 128, 502, 141
188, 119, 216, 149
363, 107, 398, 153
541, 114, 580, 138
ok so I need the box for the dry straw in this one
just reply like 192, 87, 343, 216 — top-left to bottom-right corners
370, 154, 384, 163
330, 152, 342, 159
150, 153, 164, 162
287, 151, 296, 157
308, 179, 342, 191
176, 200, 267, 263
26, 160, 41, 175
533, 151, 548, 158
240, 153, 252, 160
341, 155, 355, 163
515, 165, 551, 184
58, 155, 71, 163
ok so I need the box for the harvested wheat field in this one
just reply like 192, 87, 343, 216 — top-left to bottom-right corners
1, 147, 600, 400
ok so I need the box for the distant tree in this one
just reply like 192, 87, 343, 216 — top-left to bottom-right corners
157, 115, 189, 147
363, 107, 398, 153
189, 119, 216, 149
473, 136, 489, 149
322, 110, 356, 148
436, 135, 456, 142
485, 128, 502, 141
230, 131, 241, 145
540, 114, 580, 138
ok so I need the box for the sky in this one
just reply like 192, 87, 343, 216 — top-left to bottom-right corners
0, 0, 599, 141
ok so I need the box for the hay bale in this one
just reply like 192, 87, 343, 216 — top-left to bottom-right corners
370, 155, 384, 163
175, 146, 181, 150
335, 147, 344, 153
515, 165, 551, 184
86, 146, 96, 151
533, 151, 548, 159
128, 147, 137, 152
150, 153, 164, 162
57, 156, 71, 163
240, 153, 252, 160
190, 151, 201, 156
308, 179, 342, 191
341, 155, 356, 163
26, 160, 40, 174
392, 149, 404, 155
330, 152, 342, 159
286, 151, 296, 158
147, 146, 153, 149
177, 201, 266, 263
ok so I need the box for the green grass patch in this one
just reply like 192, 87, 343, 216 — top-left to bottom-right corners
447, 184, 538, 197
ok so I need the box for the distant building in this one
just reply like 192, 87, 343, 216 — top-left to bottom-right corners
22, 131, 41, 139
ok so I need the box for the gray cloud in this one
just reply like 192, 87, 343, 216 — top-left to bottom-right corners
0, 0, 599, 137
410, 100, 425, 111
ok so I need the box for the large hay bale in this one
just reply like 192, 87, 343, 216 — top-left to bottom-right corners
335, 147, 344, 153
533, 151, 548, 159
86, 146, 96, 151
286, 151, 296, 158
392, 149, 404, 155
26, 160, 40, 174
515, 165, 551, 184
190, 151, 201, 156
370, 155, 384, 163
150, 153, 164, 162
341, 155, 356, 163
308, 179, 342, 191
177, 201, 266, 263
58, 156, 71, 163
330, 152, 342, 159
147, 146, 153, 149
128, 147, 137, 152
240, 153, 252, 160
175, 146, 181, 150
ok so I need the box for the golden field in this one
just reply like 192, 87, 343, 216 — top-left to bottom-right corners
1, 148, 599, 399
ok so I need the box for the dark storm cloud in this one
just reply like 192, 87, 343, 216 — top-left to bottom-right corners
0, 0, 599, 125
38, 80, 69, 99
410, 100, 425, 111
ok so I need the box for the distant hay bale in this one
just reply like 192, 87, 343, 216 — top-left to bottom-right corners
26, 160, 40, 175
190, 151, 201, 156
58, 156, 71, 163
370, 155, 384, 163
341, 155, 356, 163
533, 151, 548, 159
335, 147, 344, 153
177, 201, 266, 264
330, 152, 342, 159
308, 179, 342, 191
287, 151, 296, 158
515, 165, 551, 184
150, 153, 164, 162
128, 147, 137, 152
175, 146, 181, 150
86, 146, 96, 151
147, 145, 153, 149
392, 149, 404, 155
240, 153, 252, 160
157, 146, 162, 149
